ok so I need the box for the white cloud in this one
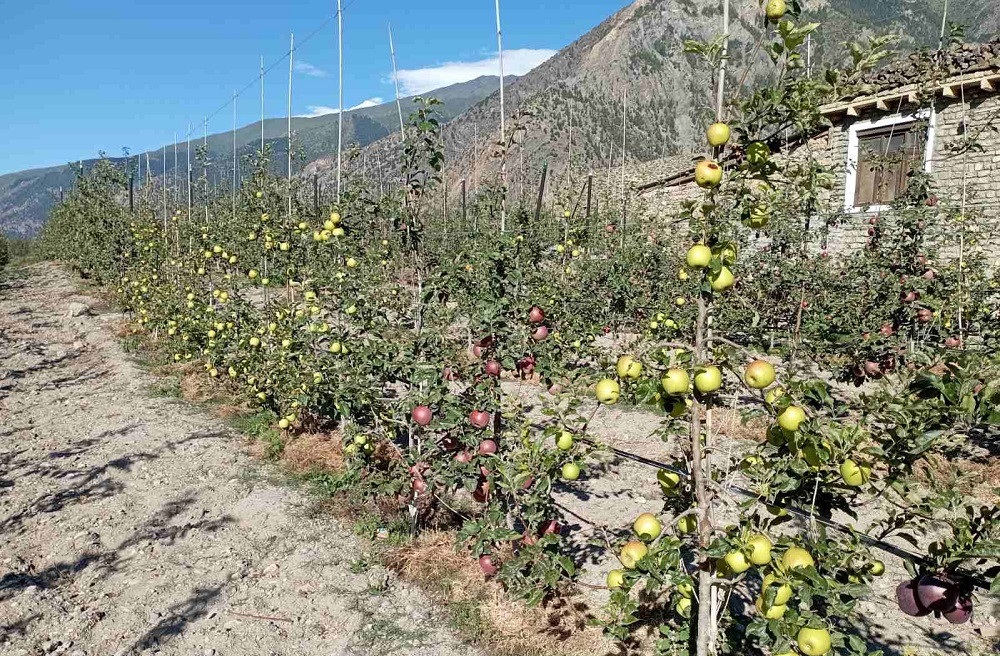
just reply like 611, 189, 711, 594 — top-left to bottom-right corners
301, 97, 386, 118
294, 60, 328, 78
350, 97, 384, 110
393, 48, 557, 96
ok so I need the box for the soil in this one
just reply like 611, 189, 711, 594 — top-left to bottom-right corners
0, 264, 480, 656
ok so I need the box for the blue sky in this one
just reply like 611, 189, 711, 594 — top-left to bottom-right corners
0, 0, 629, 175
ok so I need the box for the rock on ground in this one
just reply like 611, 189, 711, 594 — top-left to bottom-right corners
0, 263, 479, 656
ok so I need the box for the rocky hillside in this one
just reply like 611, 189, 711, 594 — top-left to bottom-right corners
338, 0, 1000, 200
0, 77, 501, 237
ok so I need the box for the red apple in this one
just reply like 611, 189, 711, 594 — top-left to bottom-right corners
520, 476, 535, 490
478, 439, 498, 455
517, 356, 535, 375
880, 323, 895, 337
441, 435, 460, 451
605, 224, 616, 233
925, 195, 938, 207
443, 366, 458, 381
454, 450, 473, 463
944, 597, 974, 624
540, 520, 560, 536
916, 574, 959, 611
470, 410, 491, 429
411, 405, 432, 426
917, 309, 933, 323
863, 361, 882, 377
531, 326, 549, 341
945, 336, 962, 348
412, 478, 427, 494
528, 306, 545, 324
485, 360, 501, 377
923, 269, 936, 280
479, 554, 498, 577
896, 579, 931, 617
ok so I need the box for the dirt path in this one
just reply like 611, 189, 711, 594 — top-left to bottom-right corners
0, 263, 479, 656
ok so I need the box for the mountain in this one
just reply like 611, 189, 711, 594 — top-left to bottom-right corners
337, 0, 1000, 200
0, 76, 502, 237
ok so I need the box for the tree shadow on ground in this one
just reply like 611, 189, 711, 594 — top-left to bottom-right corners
0, 490, 235, 603
123, 584, 226, 653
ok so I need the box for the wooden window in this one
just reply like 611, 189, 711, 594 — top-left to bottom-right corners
853, 122, 926, 207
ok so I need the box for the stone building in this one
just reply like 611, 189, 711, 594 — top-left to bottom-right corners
630, 43, 1000, 259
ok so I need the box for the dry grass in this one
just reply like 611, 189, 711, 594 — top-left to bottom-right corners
282, 431, 345, 475
388, 531, 611, 656
713, 406, 768, 442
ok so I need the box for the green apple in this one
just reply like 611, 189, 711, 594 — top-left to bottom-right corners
747, 533, 773, 565
595, 379, 621, 404
709, 266, 735, 291
619, 540, 648, 569
762, 573, 793, 605
676, 582, 693, 598
556, 431, 574, 451
676, 515, 698, 534
693, 366, 722, 393
686, 244, 712, 269
661, 368, 690, 395
870, 560, 885, 576
561, 462, 581, 481
724, 550, 751, 574
755, 597, 787, 620
706, 122, 731, 147
695, 160, 723, 188
616, 354, 643, 380
778, 405, 806, 431
606, 569, 625, 589
744, 360, 776, 389
675, 596, 692, 617
765, 387, 785, 405
765, 0, 787, 21
840, 459, 871, 487
796, 627, 832, 656
657, 469, 681, 491
781, 546, 815, 571
633, 513, 663, 541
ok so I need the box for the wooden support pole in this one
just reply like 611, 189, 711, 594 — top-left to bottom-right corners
461, 178, 467, 228
534, 162, 548, 223
586, 174, 593, 218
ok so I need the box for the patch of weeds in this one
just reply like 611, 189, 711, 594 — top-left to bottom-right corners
148, 377, 182, 398
349, 555, 375, 574
120, 334, 142, 354
353, 616, 431, 654
228, 409, 282, 458
446, 600, 487, 644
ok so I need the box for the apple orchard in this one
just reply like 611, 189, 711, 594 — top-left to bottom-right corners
39, 1, 1000, 655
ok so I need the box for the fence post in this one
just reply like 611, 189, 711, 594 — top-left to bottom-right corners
586, 174, 593, 218
461, 178, 467, 229
313, 173, 319, 215
128, 174, 134, 213
534, 162, 548, 223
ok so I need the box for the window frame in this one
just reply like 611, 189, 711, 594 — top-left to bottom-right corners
843, 108, 936, 213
